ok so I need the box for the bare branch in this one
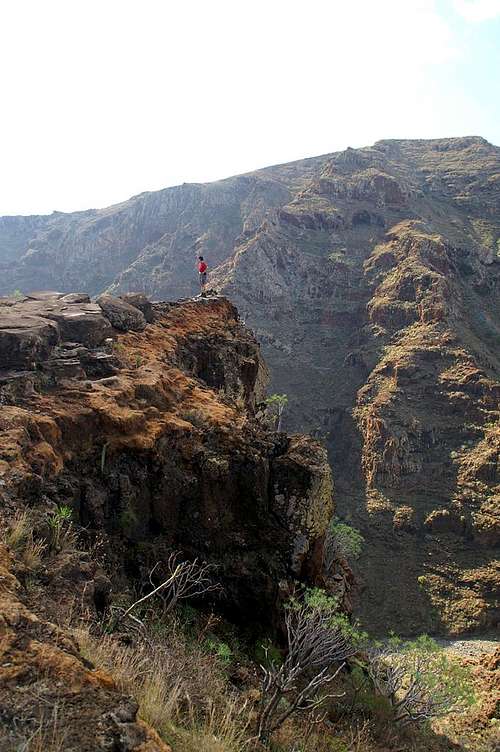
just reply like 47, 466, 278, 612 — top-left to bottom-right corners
112, 553, 221, 629
257, 604, 355, 745
366, 647, 465, 728
160, 553, 222, 614
114, 564, 182, 626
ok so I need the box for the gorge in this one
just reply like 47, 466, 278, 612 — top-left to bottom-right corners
1, 136, 498, 637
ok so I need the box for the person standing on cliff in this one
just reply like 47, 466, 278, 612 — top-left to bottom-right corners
197, 256, 208, 293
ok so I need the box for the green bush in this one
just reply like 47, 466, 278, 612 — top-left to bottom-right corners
367, 634, 476, 727
303, 588, 368, 647
328, 518, 364, 560
47, 504, 73, 552
205, 638, 233, 664
264, 393, 288, 432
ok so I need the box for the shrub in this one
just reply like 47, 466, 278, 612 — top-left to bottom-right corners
257, 595, 355, 745
330, 519, 364, 559
324, 518, 364, 573
206, 638, 233, 664
366, 636, 475, 728
264, 393, 288, 432
303, 588, 368, 648
47, 505, 74, 552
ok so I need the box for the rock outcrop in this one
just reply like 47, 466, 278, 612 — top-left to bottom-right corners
0, 294, 341, 622
1, 137, 499, 635
0, 292, 345, 748
97, 294, 147, 331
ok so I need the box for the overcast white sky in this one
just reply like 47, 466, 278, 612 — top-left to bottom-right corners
1, 0, 499, 215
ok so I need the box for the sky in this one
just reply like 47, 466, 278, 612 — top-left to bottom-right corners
0, 0, 499, 216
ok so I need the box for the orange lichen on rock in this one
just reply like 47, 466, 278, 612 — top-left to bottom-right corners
0, 297, 253, 488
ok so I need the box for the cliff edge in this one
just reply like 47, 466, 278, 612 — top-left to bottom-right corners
0, 292, 345, 749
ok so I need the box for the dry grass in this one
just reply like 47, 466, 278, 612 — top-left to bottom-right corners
3, 509, 46, 570
5, 509, 30, 550
56, 521, 80, 554
272, 716, 378, 752
23, 533, 47, 570
168, 697, 251, 752
76, 625, 251, 751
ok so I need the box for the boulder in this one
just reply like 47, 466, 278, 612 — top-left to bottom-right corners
44, 306, 113, 348
96, 295, 147, 332
119, 292, 155, 323
0, 311, 59, 368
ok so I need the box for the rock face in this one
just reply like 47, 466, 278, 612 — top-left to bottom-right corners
1, 136, 499, 635
0, 296, 340, 624
215, 140, 500, 636
0, 294, 343, 748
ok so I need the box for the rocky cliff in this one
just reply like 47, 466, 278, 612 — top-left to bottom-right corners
0, 292, 340, 620
0, 291, 345, 748
1, 137, 499, 636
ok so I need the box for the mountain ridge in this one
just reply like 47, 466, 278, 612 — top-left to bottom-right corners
1, 135, 492, 221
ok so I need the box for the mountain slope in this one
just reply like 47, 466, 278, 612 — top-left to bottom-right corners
0, 154, 328, 298
1, 137, 499, 635
215, 137, 500, 635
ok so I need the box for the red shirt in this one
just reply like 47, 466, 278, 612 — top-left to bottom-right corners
198, 261, 207, 273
